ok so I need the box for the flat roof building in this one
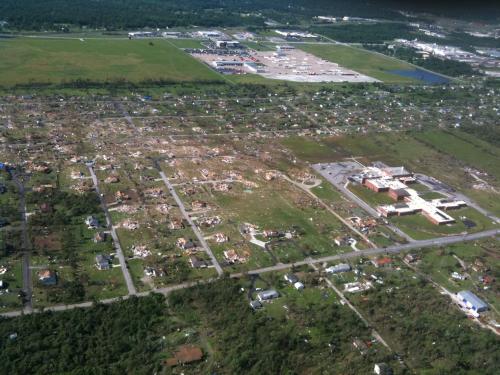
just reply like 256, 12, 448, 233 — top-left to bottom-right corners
325, 263, 351, 274
457, 290, 488, 314
257, 289, 279, 301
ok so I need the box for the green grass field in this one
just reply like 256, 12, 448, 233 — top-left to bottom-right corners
167, 38, 205, 49
241, 41, 275, 51
0, 37, 222, 86
297, 43, 419, 83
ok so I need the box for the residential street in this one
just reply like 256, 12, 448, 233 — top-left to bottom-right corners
88, 164, 137, 295
157, 169, 224, 276
11, 171, 32, 313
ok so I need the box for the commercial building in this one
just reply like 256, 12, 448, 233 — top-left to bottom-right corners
325, 263, 351, 274
457, 290, 489, 314
356, 165, 466, 225
215, 40, 241, 49
128, 31, 154, 39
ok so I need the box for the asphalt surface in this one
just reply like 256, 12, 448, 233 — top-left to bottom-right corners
88, 165, 137, 295
237, 228, 500, 276
2, 227, 497, 318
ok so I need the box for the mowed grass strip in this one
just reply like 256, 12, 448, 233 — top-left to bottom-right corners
0, 38, 222, 86
297, 43, 418, 83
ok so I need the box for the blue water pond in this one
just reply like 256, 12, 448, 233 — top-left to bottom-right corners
387, 68, 450, 84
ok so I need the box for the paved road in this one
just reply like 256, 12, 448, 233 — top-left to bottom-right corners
157, 170, 223, 276
0, 279, 215, 317
235, 228, 500, 277
416, 173, 500, 225
2, 228, 498, 318
88, 165, 137, 295
11, 171, 32, 312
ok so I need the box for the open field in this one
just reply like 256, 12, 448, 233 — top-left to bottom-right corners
0, 38, 222, 86
297, 43, 419, 83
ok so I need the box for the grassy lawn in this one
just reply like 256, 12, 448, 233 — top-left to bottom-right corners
241, 41, 275, 51
391, 207, 497, 240
419, 191, 448, 200
0, 37, 222, 86
0, 261, 24, 312
348, 183, 395, 206
282, 136, 341, 163
167, 38, 205, 49
311, 181, 343, 203
297, 43, 419, 83
413, 130, 500, 180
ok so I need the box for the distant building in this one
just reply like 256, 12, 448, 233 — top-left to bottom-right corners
284, 273, 299, 284
85, 216, 99, 229
93, 232, 107, 243
388, 188, 411, 201
189, 255, 207, 269
165, 345, 203, 367
374, 363, 393, 375
372, 257, 392, 268
404, 253, 419, 263
128, 31, 154, 39
294, 281, 305, 290
457, 290, 488, 314
257, 289, 279, 301
215, 40, 241, 49
96, 254, 111, 270
249, 300, 263, 310
38, 270, 57, 286
325, 263, 351, 274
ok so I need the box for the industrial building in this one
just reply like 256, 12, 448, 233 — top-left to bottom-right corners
215, 40, 241, 49
457, 290, 489, 315
325, 263, 351, 274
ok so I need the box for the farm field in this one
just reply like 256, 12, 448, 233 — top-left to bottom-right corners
297, 43, 419, 83
0, 38, 222, 86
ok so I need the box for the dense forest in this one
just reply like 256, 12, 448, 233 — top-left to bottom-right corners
0, 295, 169, 374
0, 278, 396, 374
0, 0, 397, 31
1, 0, 497, 31
1, 274, 499, 373
312, 23, 418, 44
